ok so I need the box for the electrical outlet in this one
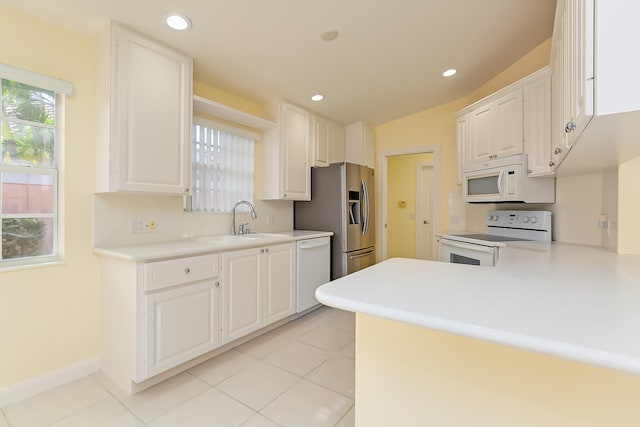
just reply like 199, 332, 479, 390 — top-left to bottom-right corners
128, 219, 156, 233
398, 201, 407, 208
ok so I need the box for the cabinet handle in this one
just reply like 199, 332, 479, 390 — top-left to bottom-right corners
564, 122, 576, 133
184, 267, 190, 274
549, 161, 556, 167
215, 281, 220, 288
554, 147, 563, 155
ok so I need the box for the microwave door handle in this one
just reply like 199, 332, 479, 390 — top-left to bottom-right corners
497, 169, 504, 196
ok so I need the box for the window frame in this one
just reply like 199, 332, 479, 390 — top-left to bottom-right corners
0, 64, 71, 270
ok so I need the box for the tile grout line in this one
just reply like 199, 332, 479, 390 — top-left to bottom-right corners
332, 402, 355, 427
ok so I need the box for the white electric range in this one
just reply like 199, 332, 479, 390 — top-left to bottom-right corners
439, 210, 552, 266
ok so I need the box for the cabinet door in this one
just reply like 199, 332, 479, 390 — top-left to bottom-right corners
281, 102, 311, 200
114, 25, 192, 194
468, 104, 495, 163
565, 0, 594, 147
144, 280, 219, 378
524, 71, 553, 176
494, 90, 524, 158
221, 248, 262, 344
312, 116, 330, 167
551, 11, 567, 167
263, 243, 295, 325
456, 114, 470, 184
364, 124, 376, 168
328, 121, 345, 164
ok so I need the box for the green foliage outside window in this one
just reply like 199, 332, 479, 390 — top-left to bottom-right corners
1, 218, 46, 259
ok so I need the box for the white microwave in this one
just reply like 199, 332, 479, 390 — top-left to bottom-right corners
462, 154, 555, 203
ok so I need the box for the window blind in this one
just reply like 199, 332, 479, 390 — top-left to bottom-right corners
190, 118, 254, 212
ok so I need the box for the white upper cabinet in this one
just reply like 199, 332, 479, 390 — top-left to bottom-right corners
467, 90, 524, 164
311, 114, 345, 167
328, 120, 345, 164
96, 22, 192, 194
550, 0, 640, 174
457, 68, 552, 178
261, 100, 311, 200
345, 121, 375, 168
524, 68, 553, 176
456, 113, 470, 184
550, 0, 594, 167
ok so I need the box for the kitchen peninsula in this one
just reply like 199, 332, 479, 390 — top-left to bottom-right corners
316, 243, 640, 426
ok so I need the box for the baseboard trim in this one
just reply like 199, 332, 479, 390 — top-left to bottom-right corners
0, 357, 100, 407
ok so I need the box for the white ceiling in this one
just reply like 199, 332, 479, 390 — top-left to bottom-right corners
1, 0, 556, 125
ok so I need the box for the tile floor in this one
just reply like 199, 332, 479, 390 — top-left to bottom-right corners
0, 307, 355, 427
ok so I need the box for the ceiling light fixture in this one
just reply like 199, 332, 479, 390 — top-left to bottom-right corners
442, 68, 457, 77
165, 13, 192, 31
311, 94, 324, 102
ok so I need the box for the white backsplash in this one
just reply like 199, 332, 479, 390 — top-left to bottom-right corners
93, 193, 293, 247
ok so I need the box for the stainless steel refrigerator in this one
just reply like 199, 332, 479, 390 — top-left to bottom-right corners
294, 162, 376, 280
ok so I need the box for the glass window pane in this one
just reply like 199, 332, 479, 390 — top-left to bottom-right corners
2, 79, 55, 125
2, 172, 54, 214
1, 122, 55, 166
2, 217, 53, 259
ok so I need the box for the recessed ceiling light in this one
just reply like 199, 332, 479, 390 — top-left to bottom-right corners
442, 68, 457, 77
311, 94, 324, 102
320, 29, 339, 42
165, 13, 191, 31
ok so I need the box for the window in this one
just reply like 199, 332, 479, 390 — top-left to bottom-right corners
0, 64, 72, 268
187, 117, 256, 212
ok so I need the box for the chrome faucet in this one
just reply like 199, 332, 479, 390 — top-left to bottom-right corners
231, 200, 258, 235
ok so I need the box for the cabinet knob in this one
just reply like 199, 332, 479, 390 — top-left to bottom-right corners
184, 267, 190, 274
527, 169, 532, 174
260, 248, 265, 253
266, 248, 270, 253
184, 188, 189, 193
564, 122, 576, 133
549, 161, 556, 167
215, 281, 220, 287
554, 147, 563, 155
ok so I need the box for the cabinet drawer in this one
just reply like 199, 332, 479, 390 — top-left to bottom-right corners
144, 254, 219, 292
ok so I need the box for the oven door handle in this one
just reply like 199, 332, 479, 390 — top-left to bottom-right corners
440, 239, 496, 253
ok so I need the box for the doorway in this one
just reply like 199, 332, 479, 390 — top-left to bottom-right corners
379, 146, 440, 261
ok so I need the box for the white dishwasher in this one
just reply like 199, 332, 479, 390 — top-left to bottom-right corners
296, 236, 331, 314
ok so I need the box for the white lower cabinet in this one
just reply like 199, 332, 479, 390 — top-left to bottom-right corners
221, 243, 295, 344
143, 280, 219, 379
100, 244, 295, 394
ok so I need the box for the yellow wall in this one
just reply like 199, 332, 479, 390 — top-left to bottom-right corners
376, 99, 467, 235
0, 6, 99, 387
386, 153, 433, 258
356, 314, 640, 426
618, 156, 640, 254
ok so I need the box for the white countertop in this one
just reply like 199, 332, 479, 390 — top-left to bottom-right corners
316, 242, 640, 375
94, 230, 332, 262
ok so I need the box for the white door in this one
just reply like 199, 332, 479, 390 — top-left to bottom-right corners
416, 164, 434, 260
221, 248, 262, 344
263, 243, 296, 325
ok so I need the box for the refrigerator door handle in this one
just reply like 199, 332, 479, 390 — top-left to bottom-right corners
349, 249, 375, 260
361, 179, 369, 236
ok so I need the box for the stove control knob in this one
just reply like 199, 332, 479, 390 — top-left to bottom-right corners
523, 216, 530, 223
493, 215, 500, 221
531, 216, 539, 224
